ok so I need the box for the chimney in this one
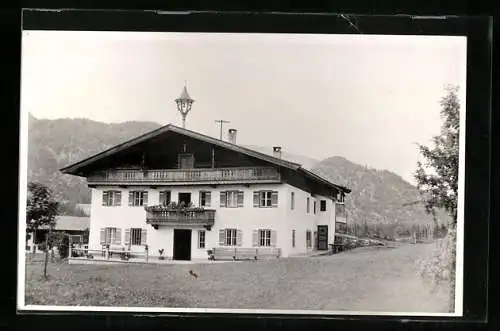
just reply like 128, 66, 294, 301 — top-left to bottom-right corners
273, 146, 282, 158
228, 129, 237, 144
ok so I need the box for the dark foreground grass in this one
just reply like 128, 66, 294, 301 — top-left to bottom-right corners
25, 243, 450, 312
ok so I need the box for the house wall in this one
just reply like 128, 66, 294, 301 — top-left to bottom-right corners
88, 183, 289, 259
88, 181, 341, 260
281, 184, 337, 256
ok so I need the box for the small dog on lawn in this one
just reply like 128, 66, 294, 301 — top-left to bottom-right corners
188, 270, 199, 279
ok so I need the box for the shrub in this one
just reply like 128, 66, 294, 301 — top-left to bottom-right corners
415, 224, 456, 311
48, 232, 70, 259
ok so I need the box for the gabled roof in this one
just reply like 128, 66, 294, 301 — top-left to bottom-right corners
39, 216, 90, 231
60, 123, 350, 194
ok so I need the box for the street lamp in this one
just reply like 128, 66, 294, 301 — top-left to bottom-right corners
175, 85, 195, 129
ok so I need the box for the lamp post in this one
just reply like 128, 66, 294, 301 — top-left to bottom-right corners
175, 84, 195, 129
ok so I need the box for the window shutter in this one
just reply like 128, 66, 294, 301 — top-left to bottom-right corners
115, 228, 122, 245
252, 230, 258, 247
115, 191, 122, 206
253, 191, 259, 207
141, 229, 147, 245
220, 192, 227, 207
206, 192, 211, 207
124, 228, 131, 246
271, 230, 277, 247
159, 191, 165, 206
99, 228, 106, 245
237, 191, 244, 207
143, 191, 148, 206
271, 191, 278, 207
236, 230, 242, 246
102, 191, 108, 206
219, 229, 225, 246
128, 192, 134, 206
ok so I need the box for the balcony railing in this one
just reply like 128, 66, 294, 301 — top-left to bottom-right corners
145, 206, 216, 229
87, 167, 281, 185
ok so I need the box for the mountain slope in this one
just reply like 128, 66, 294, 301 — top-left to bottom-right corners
27, 114, 161, 203
311, 156, 451, 227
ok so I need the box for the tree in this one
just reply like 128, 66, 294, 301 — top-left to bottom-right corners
415, 85, 460, 223
26, 182, 59, 251
414, 85, 460, 313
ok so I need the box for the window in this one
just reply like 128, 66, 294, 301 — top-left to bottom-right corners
253, 191, 278, 208
225, 229, 237, 246
306, 197, 310, 213
131, 228, 142, 245
102, 191, 121, 206
337, 192, 345, 203
259, 229, 271, 247
227, 191, 238, 208
129, 191, 148, 206
198, 230, 206, 249
221, 191, 243, 208
260, 191, 272, 207
291, 192, 295, 210
292, 230, 296, 247
306, 230, 312, 248
125, 228, 146, 246
313, 201, 317, 214
320, 200, 327, 212
199, 191, 211, 207
159, 191, 171, 206
105, 227, 117, 244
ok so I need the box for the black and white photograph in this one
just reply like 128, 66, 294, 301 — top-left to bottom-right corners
18, 25, 467, 316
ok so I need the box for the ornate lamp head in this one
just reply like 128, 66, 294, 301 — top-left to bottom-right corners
175, 85, 195, 128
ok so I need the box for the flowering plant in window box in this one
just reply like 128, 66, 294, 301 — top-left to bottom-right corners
145, 202, 206, 213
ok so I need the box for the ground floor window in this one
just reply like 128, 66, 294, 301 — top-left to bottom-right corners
130, 228, 142, 245
106, 227, 116, 244
306, 230, 312, 248
198, 230, 206, 249
225, 229, 237, 246
292, 229, 296, 248
259, 229, 271, 247
100, 227, 121, 245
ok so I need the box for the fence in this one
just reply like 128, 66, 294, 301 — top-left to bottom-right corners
70, 245, 149, 262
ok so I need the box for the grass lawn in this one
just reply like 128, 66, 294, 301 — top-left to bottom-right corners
24, 243, 451, 313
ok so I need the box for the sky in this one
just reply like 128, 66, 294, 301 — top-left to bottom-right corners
20, 31, 467, 185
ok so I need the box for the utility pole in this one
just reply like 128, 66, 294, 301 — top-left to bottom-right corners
215, 120, 230, 140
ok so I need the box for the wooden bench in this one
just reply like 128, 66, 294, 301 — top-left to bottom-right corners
210, 247, 281, 261
211, 248, 236, 261
255, 247, 281, 259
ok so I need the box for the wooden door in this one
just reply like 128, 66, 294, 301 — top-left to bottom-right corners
317, 225, 328, 250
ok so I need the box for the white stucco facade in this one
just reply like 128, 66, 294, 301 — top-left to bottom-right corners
88, 183, 344, 260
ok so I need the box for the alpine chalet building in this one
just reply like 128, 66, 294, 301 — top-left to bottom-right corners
60, 87, 350, 261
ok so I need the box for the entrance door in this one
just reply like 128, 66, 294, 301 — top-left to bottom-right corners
317, 225, 328, 250
178, 192, 191, 207
173, 229, 192, 260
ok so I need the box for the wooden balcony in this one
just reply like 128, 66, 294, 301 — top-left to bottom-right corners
335, 203, 347, 221
87, 166, 281, 186
145, 207, 216, 230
